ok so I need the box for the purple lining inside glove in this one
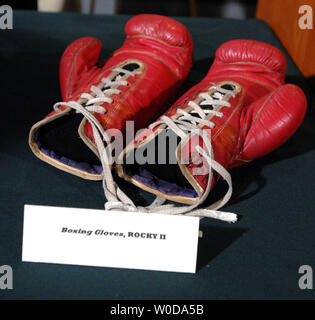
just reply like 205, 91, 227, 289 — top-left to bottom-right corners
40, 147, 103, 175
128, 167, 198, 198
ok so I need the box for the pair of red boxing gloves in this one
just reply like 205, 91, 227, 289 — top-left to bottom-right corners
29, 14, 307, 222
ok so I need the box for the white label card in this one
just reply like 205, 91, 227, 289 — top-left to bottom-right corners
22, 205, 200, 273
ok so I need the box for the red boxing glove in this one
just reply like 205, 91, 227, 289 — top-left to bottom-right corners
29, 14, 193, 180
116, 40, 307, 220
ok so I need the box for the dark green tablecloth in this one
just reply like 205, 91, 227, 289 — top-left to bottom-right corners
0, 10, 314, 300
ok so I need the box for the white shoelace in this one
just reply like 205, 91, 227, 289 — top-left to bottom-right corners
54, 80, 238, 223
54, 67, 135, 115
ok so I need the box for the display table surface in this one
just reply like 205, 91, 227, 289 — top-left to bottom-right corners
0, 10, 314, 300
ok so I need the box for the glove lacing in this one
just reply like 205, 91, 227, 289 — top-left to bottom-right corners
54, 67, 135, 115
55, 79, 238, 223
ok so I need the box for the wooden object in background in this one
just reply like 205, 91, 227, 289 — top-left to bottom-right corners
257, 0, 315, 83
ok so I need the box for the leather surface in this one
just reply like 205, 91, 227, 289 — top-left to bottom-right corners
57, 13, 193, 136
